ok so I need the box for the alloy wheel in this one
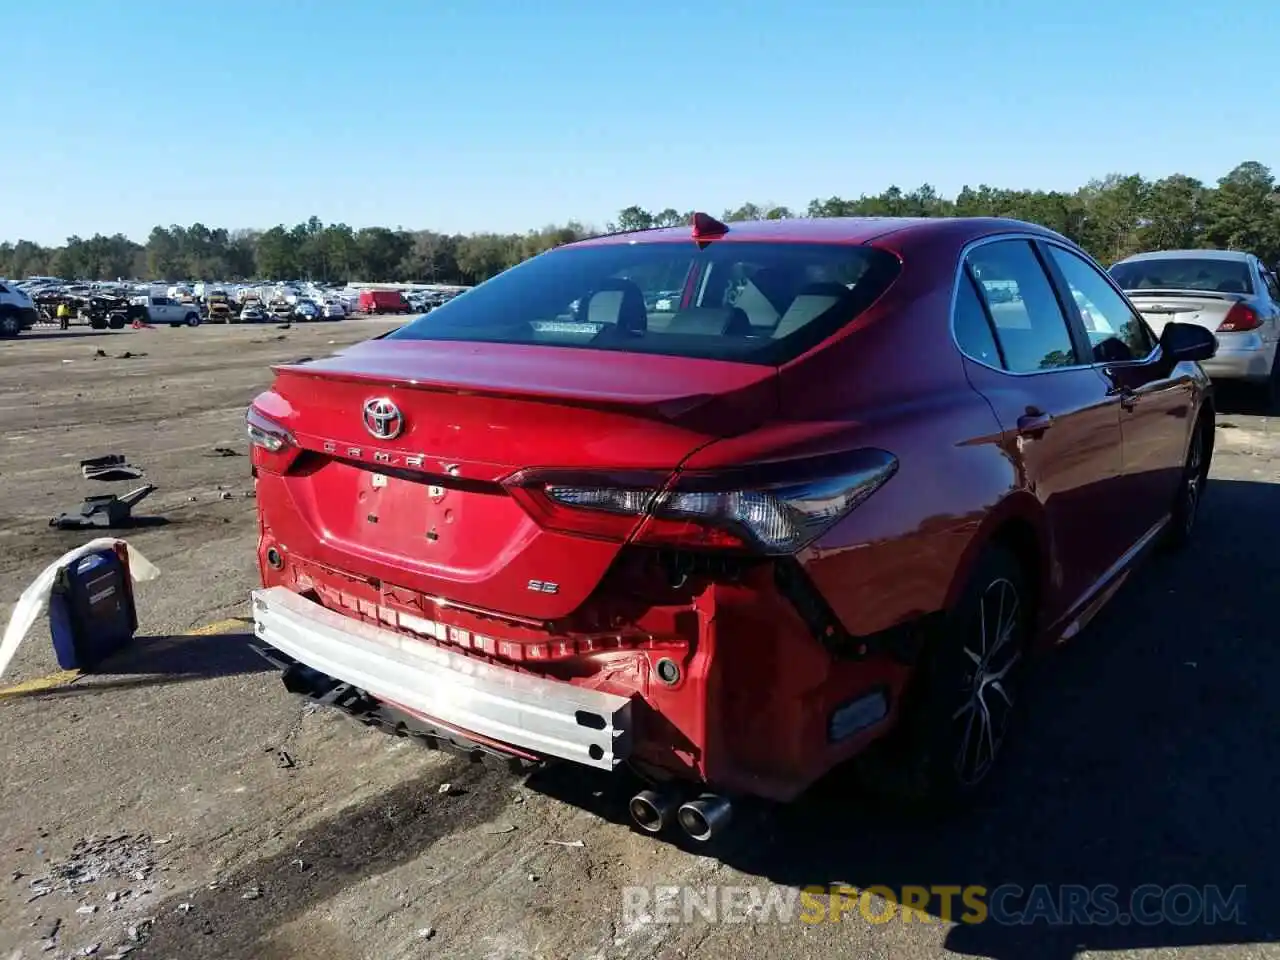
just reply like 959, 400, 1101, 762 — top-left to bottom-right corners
953, 577, 1022, 787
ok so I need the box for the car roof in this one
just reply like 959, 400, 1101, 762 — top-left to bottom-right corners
1116, 249, 1253, 263
567, 216, 1063, 249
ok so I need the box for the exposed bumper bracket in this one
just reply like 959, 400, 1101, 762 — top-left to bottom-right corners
251, 586, 633, 770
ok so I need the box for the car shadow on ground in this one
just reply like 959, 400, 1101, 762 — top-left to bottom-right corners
130, 758, 515, 960
531, 477, 1280, 959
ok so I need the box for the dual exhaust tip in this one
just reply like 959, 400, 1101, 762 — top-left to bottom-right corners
629, 789, 731, 842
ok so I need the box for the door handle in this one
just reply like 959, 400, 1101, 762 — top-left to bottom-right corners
1016, 410, 1054, 437
1115, 386, 1139, 411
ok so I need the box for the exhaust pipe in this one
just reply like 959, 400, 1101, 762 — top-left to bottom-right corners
676, 795, 732, 842
628, 789, 678, 834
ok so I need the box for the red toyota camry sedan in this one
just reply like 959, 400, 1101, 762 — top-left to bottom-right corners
246, 215, 1217, 842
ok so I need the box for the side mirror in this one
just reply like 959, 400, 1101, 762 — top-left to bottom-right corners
1160, 321, 1217, 364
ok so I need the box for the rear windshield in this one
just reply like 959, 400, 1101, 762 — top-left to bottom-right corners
387, 241, 901, 364
1110, 257, 1254, 295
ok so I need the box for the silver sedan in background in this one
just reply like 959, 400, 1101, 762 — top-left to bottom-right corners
1110, 249, 1280, 407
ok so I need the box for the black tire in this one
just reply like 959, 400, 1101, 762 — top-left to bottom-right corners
107, 315, 126, 330
184, 313, 200, 327
0, 312, 20, 338
856, 545, 1031, 813
1166, 411, 1213, 550
89, 318, 108, 330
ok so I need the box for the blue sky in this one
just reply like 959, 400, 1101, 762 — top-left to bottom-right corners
5, 0, 1278, 245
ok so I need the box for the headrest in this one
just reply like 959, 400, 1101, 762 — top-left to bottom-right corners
584, 278, 647, 334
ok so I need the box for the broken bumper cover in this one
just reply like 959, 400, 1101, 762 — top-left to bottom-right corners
251, 586, 633, 770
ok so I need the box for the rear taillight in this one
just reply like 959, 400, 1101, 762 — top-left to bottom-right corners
246, 406, 294, 452
1218, 303, 1261, 332
505, 450, 898, 555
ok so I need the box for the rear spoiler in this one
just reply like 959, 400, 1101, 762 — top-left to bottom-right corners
271, 362, 720, 423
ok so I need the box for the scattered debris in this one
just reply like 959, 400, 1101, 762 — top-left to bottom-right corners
291, 858, 308, 872
417, 927, 436, 940
106, 890, 120, 902
276, 323, 292, 330
24, 834, 161, 903
241, 885, 262, 900
152, 835, 173, 846
114, 351, 147, 360
439, 783, 454, 795
528, 873, 540, 882
177, 902, 192, 914
486, 825, 517, 835
76, 904, 98, 914
82, 943, 101, 956
547, 840, 584, 848
94, 349, 108, 358
50, 485, 157, 530
276, 750, 295, 769
80, 455, 144, 483
219, 491, 233, 501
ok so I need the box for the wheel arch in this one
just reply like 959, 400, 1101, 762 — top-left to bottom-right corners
944, 491, 1049, 628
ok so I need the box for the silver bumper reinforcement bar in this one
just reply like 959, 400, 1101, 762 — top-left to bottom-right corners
251, 587, 633, 770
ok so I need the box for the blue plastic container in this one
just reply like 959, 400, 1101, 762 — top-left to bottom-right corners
48, 548, 138, 670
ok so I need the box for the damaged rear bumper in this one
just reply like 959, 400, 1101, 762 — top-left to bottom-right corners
251, 586, 633, 771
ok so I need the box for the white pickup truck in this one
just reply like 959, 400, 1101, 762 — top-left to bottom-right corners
0, 280, 39, 337
131, 294, 202, 328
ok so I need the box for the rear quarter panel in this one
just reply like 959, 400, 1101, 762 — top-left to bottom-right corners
684, 229, 1027, 638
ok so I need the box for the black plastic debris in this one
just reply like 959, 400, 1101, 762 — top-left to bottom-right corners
80, 454, 145, 483
50, 485, 156, 530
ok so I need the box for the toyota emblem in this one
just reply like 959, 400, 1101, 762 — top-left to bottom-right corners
362, 397, 404, 440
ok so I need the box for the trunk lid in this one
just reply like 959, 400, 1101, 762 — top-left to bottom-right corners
1123, 289, 1247, 335
255, 339, 778, 620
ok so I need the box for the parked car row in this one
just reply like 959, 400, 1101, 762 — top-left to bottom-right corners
246, 213, 1226, 843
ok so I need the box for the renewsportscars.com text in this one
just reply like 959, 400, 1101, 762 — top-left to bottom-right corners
622, 883, 1247, 927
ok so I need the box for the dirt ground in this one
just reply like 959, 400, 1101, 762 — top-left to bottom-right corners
1, 322, 1278, 960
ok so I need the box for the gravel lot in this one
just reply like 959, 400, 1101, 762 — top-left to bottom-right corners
1, 322, 1277, 960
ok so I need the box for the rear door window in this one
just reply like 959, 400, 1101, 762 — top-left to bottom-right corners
1046, 245, 1155, 362
388, 241, 902, 365
966, 240, 1080, 373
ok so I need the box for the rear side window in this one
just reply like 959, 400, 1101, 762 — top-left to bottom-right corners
966, 241, 1079, 373
388, 242, 902, 365
1262, 269, 1280, 302
1109, 257, 1255, 295
953, 272, 1002, 367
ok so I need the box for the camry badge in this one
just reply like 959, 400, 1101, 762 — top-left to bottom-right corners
362, 397, 403, 440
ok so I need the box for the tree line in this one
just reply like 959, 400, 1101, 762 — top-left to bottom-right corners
3, 161, 1277, 285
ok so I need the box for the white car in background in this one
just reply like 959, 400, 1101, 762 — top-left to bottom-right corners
322, 299, 347, 319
